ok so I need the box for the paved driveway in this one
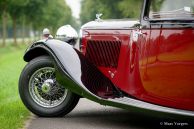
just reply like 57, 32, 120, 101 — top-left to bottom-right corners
27, 99, 193, 129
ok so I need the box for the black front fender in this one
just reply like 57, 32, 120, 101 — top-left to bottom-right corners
24, 39, 79, 82
24, 39, 120, 103
24, 39, 69, 62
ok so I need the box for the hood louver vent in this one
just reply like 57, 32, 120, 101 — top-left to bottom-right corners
85, 40, 121, 68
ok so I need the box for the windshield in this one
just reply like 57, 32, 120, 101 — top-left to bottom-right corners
149, 0, 194, 19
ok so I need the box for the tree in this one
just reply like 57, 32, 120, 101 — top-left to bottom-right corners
118, 0, 142, 18
23, 0, 48, 40
80, 0, 124, 24
23, 0, 75, 39
80, 0, 97, 25
80, 0, 144, 25
39, 0, 74, 34
0, 0, 76, 46
8, 0, 29, 46
0, 0, 9, 46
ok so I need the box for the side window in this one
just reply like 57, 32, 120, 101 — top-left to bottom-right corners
149, 0, 194, 19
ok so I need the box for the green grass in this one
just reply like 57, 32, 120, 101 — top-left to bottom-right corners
0, 45, 30, 129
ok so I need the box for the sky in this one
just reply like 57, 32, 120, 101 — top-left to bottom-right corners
65, 0, 81, 19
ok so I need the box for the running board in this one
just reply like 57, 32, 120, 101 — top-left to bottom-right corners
107, 97, 194, 117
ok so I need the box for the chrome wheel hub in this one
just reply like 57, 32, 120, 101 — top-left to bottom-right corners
41, 79, 54, 94
29, 67, 67, 108
41, 82, 51, 94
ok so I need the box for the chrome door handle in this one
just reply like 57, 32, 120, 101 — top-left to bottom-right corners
131, 30, 147, 42
131, 30, 140, 42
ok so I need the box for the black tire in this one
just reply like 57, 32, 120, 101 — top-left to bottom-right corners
19, 56, 79, 117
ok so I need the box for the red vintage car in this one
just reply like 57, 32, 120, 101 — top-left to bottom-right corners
19, 0, 194, 117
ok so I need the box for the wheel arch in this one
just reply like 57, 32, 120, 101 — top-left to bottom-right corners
24, 46, 51, 62
22, 42, 83, 101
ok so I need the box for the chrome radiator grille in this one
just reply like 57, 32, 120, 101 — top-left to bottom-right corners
85, 40, 121, 68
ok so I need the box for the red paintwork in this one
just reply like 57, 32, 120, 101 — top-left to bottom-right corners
81, 27, 194, 111
139, 28, 194, 110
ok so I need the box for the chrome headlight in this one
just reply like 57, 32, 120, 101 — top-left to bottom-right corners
55, 25, 78, 45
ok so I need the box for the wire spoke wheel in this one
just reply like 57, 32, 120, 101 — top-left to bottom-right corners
19, 56, 79, 117
29, 67, 67, 108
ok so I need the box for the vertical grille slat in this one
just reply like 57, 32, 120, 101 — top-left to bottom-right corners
115, 41, 121, 67
110, 41, 118, 66
108, 42, 116, 64
100, 41, 109, 67
113, 41, 119, 56
86, 41, 96, 64
85, 40, 121, 68
106, 41, 115, 66
95, 41, 105, 66
92, 41, 101, 65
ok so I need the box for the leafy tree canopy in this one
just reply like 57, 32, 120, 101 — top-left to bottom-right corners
80, 0, 143, 24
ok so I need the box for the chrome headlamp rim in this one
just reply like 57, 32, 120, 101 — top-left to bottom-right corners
55, 25, 78, 45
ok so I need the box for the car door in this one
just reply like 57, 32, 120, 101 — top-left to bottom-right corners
139, 0, 194, 110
